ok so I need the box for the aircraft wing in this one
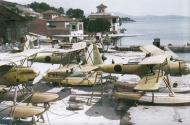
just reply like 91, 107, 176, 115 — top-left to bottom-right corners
52, 33, 143, 38
42, 42, 86, 54
78, 65, 99, 73
140, 45, 165, 56
0, 60, 13, 66
139, 55, 167, 65
0, 48, 44, 66
105, 33, 144, 38
140, 45, 179, 59
164, 46, 179, 59
134, 72, 164, 91
52, 34, 88, 38
15, 48, 45, 57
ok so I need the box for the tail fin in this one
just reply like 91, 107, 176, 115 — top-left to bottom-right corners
85, 44, 103, 65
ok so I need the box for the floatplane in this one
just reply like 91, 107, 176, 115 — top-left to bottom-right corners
30, 42, 105, 86
0, 47, 59, 103
110, 45, 190, 105
0, 47, 60, 124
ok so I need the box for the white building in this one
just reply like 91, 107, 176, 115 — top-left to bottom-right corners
30, 12, 84, 42
88, 4, 122, 34
48, 16, 84, 42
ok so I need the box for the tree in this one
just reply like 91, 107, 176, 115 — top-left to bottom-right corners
66, 8, 85, 19
28, 2, 51, 13
57, 7, 64, 14
87, 19, 111, 33
28, 2, 64, 14
82, 18, 89, 32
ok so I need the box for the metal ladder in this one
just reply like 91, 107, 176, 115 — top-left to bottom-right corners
87, 71, 103, 105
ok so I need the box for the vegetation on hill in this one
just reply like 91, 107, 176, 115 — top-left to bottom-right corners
27, 2, 64, 14
1, 1, 113, 33
66, 8, 85, 19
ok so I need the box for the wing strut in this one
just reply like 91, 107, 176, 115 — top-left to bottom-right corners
163, 75, 175, 96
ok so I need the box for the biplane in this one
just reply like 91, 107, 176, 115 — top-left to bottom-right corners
112, 45, 190, 105
100, 44, 190, 77
29, 41, 87, 65
0, 48, 59, 124
41, 44, 104, 86
0, 48, 59, 105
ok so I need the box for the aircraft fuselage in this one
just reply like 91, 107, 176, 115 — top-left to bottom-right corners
0, 66, 37, 86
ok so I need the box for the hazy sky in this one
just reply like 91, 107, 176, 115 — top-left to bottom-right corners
6, 0, 190, 17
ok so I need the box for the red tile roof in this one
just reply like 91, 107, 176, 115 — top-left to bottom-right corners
29, 19, 49, 36
49, 16, 80, 22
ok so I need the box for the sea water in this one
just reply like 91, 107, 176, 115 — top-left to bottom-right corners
120, 16, 190, 60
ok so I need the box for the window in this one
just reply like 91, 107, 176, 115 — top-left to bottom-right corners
79, 24, 83, 30
66, 24, 70, 29
71, 25, 77, 31
49, 22, 56, 28
112, 18, 116, 23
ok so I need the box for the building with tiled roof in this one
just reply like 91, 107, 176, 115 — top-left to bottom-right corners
29, 15, 84, 42
96, 4, 107, 13
88, 4, 121, 33
42, 10, 59, 20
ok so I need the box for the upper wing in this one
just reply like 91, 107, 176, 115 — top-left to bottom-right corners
164, 46, 179, 59
16, 47, 45, 57
139, 55, 167, 65
105, 33, 144, 38
140, 45, 164, 56
134, 72, 164, 91
0, 48, 44, 66
52, 34, 88, 38
140, 45, 179, 59
42, 42, 86, 54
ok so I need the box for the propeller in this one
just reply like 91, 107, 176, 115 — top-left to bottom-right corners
32, 69, 50, 85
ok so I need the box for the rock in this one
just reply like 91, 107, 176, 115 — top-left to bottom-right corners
68, 96, 85, 103
178, 118, 183, 122
66, 103, 84, 111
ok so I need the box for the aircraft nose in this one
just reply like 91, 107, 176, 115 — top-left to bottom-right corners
184, 62, 190, 74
